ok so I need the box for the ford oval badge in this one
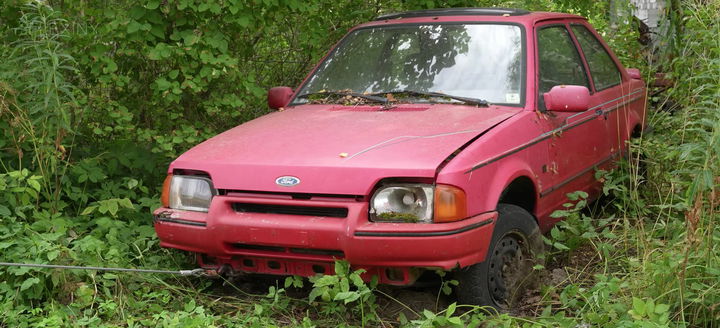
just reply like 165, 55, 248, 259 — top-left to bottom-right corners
275, 176, 300, 187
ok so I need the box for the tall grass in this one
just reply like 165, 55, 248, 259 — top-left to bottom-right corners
0, 1, 717, 327
614, 0, 719, 324
0, 3, 83, 210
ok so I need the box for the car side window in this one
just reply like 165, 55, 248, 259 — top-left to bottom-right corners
571, 25, 622, 91
537, 25, 589, 94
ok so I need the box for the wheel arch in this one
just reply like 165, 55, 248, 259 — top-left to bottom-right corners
498, 176, 537, 218
478, 159, 540, 220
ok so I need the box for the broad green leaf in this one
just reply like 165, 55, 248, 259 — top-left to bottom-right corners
127, 20, 143, 34
446, 302, 457, 317
423, 309, 435, 319
447, 317, 464, 325
102, 273, 118, 280
343, 293, 360, 304
645, 298, 655, 315
334, 260, 349, 276
27, 179, 41, 191
340, 277, 349, 292
20, 277, 40, 291
127, 179, 139, 189
47, 250, 60, 261
284, 276, 294, 288
108, 201, 119, 216
119, 198, 133, 209
0, 205, 10, 217
333, 291, 353, 301
632, 297, 646, 316
184, 300, 196, 312
553, 242, 570, 251
308, 287, 323, 303
81, 206, 96, 216
655, 303, 669, 314
550, 227, 563, 239
145, 0, 160, 9
349, 273, 364, 287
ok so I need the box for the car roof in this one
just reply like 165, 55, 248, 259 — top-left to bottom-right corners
365, 8, 584, 27
375, 8, 532, 20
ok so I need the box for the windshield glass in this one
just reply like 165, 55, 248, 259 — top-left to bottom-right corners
294, 24, 524, 105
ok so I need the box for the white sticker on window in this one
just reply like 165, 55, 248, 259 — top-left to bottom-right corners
505, 93, 520, 103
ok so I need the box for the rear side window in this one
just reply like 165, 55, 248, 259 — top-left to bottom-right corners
571, 25, 622, 91
537, 26, 589, 94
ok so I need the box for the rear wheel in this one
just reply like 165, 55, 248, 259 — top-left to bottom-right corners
456, 204, 543, 310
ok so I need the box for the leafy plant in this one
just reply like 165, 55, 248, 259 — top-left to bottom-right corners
308, 261, 379, 326
546, 191, 617, 258
0, 0, 718, 326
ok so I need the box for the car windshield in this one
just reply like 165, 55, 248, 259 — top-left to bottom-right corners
293, 24, 524, 106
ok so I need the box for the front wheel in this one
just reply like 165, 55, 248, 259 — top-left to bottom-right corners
456, 204, 543, 311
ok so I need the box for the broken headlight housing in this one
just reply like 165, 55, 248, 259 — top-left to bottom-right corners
370, 184, 434, 223
369, 183, 468, 223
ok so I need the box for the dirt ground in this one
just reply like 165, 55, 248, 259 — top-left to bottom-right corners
209, 241, 602, 324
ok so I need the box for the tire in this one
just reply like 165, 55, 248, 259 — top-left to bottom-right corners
455, 204, 543, 311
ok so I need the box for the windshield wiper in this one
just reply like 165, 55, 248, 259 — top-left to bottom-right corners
372, 90, 489, 107
297, 91, 388, 104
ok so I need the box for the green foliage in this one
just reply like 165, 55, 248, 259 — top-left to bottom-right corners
545, 191, 617, 258
308, 261, 379, 326
409, 303, 465, 327
0, 0, 717, 326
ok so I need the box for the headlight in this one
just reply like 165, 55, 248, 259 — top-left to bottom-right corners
369, 183, 467, 223
168, 175, 216, 212
370, 184, 434, 223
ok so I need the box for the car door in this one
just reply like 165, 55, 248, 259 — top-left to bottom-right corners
569, 23, 630, 156
534, 22, 611, 211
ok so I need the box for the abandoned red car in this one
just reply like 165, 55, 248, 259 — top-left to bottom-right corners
154, 8, 646, 309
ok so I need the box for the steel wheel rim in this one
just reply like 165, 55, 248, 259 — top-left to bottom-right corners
487, 231, 527, 306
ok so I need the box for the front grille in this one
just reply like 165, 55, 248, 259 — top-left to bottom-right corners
232, 203, 348, 218
231, 243, 345, 258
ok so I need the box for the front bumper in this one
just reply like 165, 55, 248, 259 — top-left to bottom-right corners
154, 194, 495, 284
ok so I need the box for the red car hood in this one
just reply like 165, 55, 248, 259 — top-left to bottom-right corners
170, 104, 518, 195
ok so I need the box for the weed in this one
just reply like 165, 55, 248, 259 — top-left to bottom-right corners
0, 0, 717, 327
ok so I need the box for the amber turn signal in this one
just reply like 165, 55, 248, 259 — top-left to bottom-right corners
161, 174, 172, 208
433, 184, 467, 223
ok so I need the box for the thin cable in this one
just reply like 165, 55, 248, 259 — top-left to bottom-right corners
0, 262, 206, 276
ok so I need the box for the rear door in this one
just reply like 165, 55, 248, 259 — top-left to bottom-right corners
569, 23, 633, 156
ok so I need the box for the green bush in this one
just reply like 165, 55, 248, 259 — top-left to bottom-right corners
0, 0, 717, 326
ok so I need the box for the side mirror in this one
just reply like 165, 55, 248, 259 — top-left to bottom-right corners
543, 85, 590, 112
267, 86, 294, 110
626, 68, 642, 80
